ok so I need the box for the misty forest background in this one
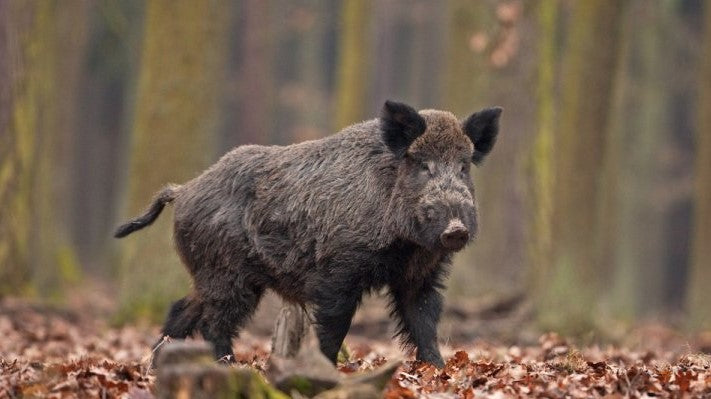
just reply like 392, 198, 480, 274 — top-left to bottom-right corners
1, 0, 711, 343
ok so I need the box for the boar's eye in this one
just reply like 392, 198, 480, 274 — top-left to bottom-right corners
460, 162, 469, 175
419, 161, 433, 175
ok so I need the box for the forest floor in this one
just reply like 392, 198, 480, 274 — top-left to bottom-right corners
1, 294, 710, 398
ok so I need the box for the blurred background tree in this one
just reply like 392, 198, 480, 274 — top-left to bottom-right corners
1, 0, 710, 340
0, 0, 89, 299
536, 0, 624, 334
688, 0, 711, 332
116, 0, 231, 321
334, 0, 371, 130
0, 0, 38, 296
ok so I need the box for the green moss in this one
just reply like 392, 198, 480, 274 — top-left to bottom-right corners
281, 376, 315, 397
235, 369, 290, 399
57, 246, 81, 284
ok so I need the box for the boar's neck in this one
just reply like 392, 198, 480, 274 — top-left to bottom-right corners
378, 239, 451, 288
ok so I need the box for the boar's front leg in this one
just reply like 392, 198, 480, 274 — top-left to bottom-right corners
390, 283, 445, 368
312, 285, 360, 364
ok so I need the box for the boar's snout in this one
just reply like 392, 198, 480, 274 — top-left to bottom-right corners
440, 219, 469, 251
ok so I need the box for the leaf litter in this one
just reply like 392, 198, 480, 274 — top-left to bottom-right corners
1, 300, 710, 398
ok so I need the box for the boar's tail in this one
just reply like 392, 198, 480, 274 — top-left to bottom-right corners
114, 185, 178, 238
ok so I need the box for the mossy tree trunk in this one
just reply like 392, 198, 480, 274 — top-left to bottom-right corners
443, 1, 492, 117
536, 1, 625, 334
334, 0, 371, 130
0, 0, 37, 296
528, 0, 558, 307
0, 0, 88, 298
687, 0, 711, 331
117, 0, 231, 322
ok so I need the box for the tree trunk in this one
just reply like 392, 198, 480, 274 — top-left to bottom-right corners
372, 0, 445, 110
237, 0, 272, 145
443, 0, 496, 298
72, 0, 143, 272
405, 1, 445, 108
117, 0, 230, 321
0, 0, 36, 296
606, 1, 674, 321
372, 0, 402, 106
536, 0, 624, 334
156, 341, 289, 399
445, 1, 534, 300
32, 0, 90, 300
334, 0, 371, 130
687, 0, 711, 331
0, 0, 88, 298
270, 0, 331, 144
528, 0, 558, 307
443, 0, 491, 117
271, 303, 311, 358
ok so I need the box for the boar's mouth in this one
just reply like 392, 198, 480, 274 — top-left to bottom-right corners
410, 213, 475, 253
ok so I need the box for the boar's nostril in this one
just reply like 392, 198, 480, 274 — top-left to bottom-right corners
441, 229, 469, 249
440, 219, 469, 250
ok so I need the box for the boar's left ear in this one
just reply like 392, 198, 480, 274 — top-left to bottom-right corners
462, 107, 503, 165
380, 100, 427, 157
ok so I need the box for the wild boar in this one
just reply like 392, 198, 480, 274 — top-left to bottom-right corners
115, 100, 502, 368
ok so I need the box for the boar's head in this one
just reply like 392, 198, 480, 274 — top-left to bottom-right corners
381, 100, 502, 252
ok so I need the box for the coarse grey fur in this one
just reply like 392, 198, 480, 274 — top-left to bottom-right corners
115, 100, 502, 368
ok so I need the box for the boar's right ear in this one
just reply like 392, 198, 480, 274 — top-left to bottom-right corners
380, 100, 427, 157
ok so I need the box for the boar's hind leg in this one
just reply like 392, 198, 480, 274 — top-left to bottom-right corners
150, 296, 202, 368
390, 284, 445, 368
160, 296, 202, 339
197, 285, 265, 362
313, 289, 360, 364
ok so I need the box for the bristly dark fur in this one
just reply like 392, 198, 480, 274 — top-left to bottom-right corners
115, 100, 502, 368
